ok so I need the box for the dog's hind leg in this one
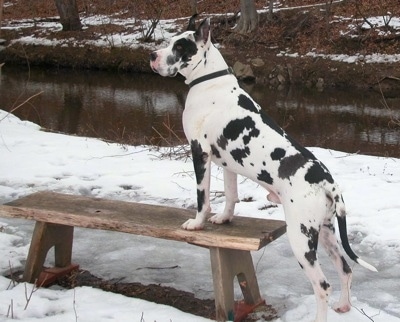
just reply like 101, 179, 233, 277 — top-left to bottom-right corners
286, 211, 331, 322
320, 218, 353, 313
182, 139, 212, 230
209, 169, 239, 224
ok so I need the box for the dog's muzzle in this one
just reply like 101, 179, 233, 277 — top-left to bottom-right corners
150, 51, 157, 62
149, 51, 159, 73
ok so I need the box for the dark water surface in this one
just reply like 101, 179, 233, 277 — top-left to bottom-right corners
1, 66, 399, 157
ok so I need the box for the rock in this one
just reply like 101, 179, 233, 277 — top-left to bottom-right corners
316, 78, 324, 91
286, 63, 293, 83
0, 39, 6, 51
251, 58, 264, 67
233, 61, 255, 81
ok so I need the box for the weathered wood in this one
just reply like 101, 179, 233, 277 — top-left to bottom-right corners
210, 247, 263, 321
23, 222, 74, 283
1, 192, 286, 251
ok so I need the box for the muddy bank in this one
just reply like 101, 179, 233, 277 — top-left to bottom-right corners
1, 42, 400, 96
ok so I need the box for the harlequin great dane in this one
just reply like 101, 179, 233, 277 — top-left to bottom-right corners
150, 17, 377, 322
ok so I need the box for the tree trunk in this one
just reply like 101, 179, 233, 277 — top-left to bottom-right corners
235, 0, 258, 34
0, 0, 4, 36
267, 0, 274, 22
54, 0, 82, 31
190, 0, 197, 16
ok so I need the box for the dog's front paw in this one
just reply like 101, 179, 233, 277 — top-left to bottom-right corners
209, 213, 233, 225
181, 218, 205, 230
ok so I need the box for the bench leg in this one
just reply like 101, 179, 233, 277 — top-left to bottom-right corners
210, 247, 262, 321
23, 222, 74, 283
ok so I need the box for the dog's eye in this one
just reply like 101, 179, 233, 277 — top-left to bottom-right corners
175, 44, 183, 51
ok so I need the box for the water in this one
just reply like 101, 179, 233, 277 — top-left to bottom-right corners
1, 66, 399, 157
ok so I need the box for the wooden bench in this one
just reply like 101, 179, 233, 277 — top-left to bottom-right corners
0, 191, 286, 321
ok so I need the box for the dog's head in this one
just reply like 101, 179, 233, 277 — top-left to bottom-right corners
150, 17, 211, 78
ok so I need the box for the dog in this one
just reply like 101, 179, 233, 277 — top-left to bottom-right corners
150, 17, 377, 322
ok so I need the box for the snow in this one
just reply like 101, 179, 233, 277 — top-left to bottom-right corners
0, 276, 212, 321
1, 108, 400, 322
3, 15, 180, 50
2, 7, 400, 63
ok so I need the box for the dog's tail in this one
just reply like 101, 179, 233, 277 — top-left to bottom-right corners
336, 205, 378, 272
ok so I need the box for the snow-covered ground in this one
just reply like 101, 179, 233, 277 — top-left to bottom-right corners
1, 108, 400, 322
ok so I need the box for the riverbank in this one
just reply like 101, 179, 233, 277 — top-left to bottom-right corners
2, 41, 400, 96
1, 0, 400, 95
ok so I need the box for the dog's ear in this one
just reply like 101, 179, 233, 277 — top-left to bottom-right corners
195, 18, 211, 44
187, 14, 198, 31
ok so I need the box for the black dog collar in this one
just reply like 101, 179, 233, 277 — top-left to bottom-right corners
188, 67, 234, 88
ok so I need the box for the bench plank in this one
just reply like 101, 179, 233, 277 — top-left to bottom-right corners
0, 191, 286, 251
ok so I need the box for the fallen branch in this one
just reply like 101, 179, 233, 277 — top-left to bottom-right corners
373, 76, 400, 84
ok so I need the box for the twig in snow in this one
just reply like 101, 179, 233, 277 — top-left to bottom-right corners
73, 288, 78, 322
24, 277, 46, 310
7, 260, 18, 290
7, 299, 14, 319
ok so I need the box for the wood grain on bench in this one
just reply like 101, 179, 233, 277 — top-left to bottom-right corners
0, 191, 286, 251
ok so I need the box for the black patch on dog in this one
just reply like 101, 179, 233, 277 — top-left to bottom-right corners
278, 153, 308, 179
171, 38, 198, 66
243, 130, 258, 145
260, 112, 285, 136
238, 94, 259, 113
323, 221, 335, 233
320, 280, 330, 291
210, 144, 221, 158
222, 116, 260, 148
341, 256, 352, 274
305, 248, 317, 266
166, 55, 177, 65
301, 224, 319, 266
164, 66, 178, 76
217, 117, 260, 153
224, 117, 260, 141
231, 146, 250, 166
305, 162, 334, 184
197, 188, 205, 212
217, 135, 228, 150
271, 148, 286, 160
257, 170, 273, 185
192, 59, 203, 71
190, 140, 208, 184
286, 136, 317, 161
